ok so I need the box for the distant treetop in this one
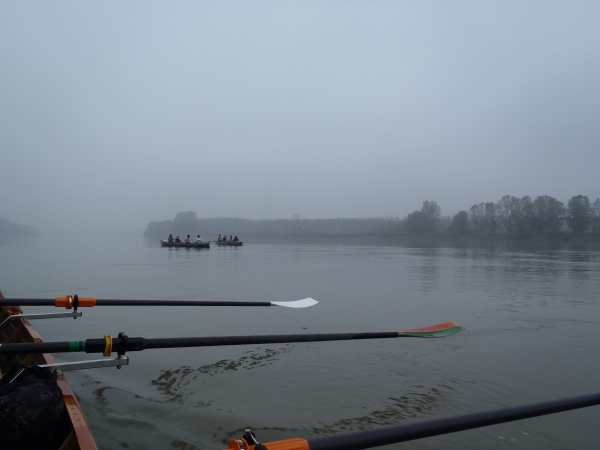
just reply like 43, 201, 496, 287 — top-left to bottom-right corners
0, 218, 39, 236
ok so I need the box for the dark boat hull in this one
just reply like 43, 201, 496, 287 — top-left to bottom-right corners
216, 241, 243, 246
160, 240, 210, 248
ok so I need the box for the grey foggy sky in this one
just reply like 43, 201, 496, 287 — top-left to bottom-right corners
1, 1, 599, 235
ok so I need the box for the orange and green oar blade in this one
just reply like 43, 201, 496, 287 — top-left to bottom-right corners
398, 321, 464, 338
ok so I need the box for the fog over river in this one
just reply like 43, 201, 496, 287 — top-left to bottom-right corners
1, 236, 599, 449
2, 2, 599, 235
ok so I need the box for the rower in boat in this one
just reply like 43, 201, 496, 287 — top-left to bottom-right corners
185, 235, 191, 244
167, 234, 174, 243
174, 236, 182, 244
217, 234, 222, 242
229, 235, 233, 242
195, 235, 202, 243
234, 236, 239, 242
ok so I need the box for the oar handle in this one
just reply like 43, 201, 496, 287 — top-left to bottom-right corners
0, 341, 77, 354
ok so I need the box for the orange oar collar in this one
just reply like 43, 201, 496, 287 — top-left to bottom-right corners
55, 296, 96, 309
228, 438, 309, 450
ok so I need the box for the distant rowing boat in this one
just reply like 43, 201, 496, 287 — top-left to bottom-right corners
216, 241, 243, 246
160, 240, 210, 248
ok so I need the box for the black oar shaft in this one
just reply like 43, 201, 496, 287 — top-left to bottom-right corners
95, 300, 271, 307
0, 299, 272, 307
143, 332, 399, 349
0, 332, 400, 355
307, 392, 600, 450
88, 332, 399, 354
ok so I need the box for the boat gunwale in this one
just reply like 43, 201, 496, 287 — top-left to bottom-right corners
0, 292, 97, 450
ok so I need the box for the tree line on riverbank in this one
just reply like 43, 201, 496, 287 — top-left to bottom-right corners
406, 195, 600, 234
144, 194, 600, 238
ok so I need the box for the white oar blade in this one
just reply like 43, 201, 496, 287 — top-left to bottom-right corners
271, 298, 318, 308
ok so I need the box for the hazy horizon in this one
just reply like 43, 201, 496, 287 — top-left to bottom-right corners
2, 1, 599, 235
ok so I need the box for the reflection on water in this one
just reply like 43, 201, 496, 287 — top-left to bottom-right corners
152, 348, 290, 402
305, 385, 454, 434
222, 383, 454, 442
568, 252, 592, 284
171, 441, 201, 450
406, 248, 440, 293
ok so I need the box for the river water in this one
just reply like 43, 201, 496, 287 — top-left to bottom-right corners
1, 236, 599, 449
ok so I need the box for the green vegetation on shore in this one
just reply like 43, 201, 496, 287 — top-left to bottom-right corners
444, 194, 600, 235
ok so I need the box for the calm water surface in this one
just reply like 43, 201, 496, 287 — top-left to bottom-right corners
1, 236, 599, 449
